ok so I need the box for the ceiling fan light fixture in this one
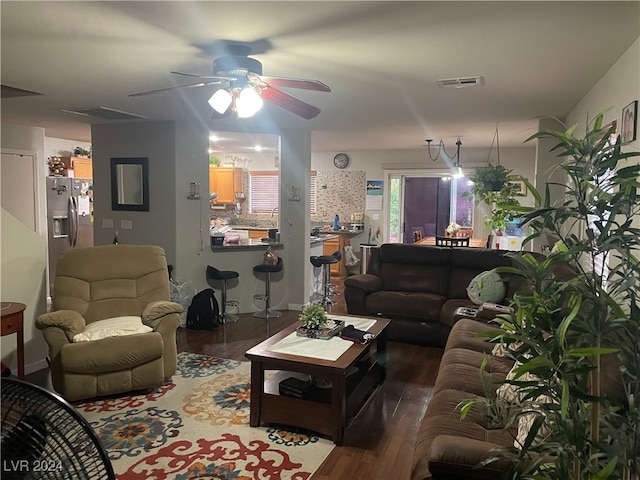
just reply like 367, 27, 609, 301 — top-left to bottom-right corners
236, 86, 263, 118
208, 89, 232, 114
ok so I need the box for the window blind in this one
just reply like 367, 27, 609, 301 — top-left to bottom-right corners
249, 170, 318, 214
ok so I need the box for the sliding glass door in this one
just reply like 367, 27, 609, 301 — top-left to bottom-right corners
387, 174, 473, 244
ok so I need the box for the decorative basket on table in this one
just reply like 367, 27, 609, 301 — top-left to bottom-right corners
297, 319, 345, 339
296, 304, 344, 339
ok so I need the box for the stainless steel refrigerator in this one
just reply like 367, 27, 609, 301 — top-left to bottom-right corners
46, 177, 94, 293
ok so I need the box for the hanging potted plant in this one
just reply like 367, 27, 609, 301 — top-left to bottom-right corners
460, 113, 640, 479
470, 163, 511, 194
464, 166, 525, 235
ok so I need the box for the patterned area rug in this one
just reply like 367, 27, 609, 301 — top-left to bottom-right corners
75, 353, 334, 479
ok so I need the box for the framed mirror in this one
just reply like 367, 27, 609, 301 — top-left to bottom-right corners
110, 157, 149, 211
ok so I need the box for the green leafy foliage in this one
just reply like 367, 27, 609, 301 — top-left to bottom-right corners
466, 114, 640, 478
298, 303, 329, 329
465, 164, 527, 232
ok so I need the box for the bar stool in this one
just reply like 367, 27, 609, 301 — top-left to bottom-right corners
253, 257, 284, 319
328, 250, 342, 296
206, 265, 239, 323
310, 254, 340, 305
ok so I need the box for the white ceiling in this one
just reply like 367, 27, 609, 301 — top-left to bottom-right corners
2, 1, 639, 154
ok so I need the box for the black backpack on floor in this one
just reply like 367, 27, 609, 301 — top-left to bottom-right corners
186, 288, 223, 330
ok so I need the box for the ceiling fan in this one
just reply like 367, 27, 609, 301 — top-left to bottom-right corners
130, 45, 331, 120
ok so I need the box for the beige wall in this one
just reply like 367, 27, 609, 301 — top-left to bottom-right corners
90, 121, 178, 263
1, 209, 49, 374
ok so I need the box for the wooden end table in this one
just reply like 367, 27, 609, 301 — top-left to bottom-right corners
245, 316, 389, 445
1, 302, 26, 379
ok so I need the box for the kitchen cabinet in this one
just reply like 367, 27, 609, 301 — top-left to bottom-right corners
322, 236, 341, 276
248, 229, 268, 240
209, 167, 242, 204
59, 156, 93, 179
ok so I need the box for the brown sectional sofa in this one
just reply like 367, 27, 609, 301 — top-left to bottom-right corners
344, 244, 525, 347
343, 244, 533, 478
411, 318, 515, 480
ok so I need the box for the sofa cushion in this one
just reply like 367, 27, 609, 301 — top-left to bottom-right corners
378, 244, 452, 296
61, 332, 164, 373
72, 315, 152, 342
467, 271, 506, 304
445, 318, 500, 353
448, 249, 512, 299
412, 388, 514, 480
380, 262, 451, 296
435, 347, 514, 395
366, 291, 446, 322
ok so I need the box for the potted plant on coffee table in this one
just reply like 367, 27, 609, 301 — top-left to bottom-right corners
297, 304, 344, 339
460, 113, 640, 479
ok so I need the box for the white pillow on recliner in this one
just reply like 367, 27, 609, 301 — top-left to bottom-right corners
72, 316, 152, 343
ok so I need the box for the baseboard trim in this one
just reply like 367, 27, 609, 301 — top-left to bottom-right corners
26, 358, 48, 376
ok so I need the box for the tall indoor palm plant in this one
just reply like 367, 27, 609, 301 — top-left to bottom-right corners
462, 113, 640, 479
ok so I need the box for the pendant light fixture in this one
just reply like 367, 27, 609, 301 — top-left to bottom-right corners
424, 137, 463, 177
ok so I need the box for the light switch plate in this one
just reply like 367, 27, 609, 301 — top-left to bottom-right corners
121, 220, 132, 230
102, 219, 113, 228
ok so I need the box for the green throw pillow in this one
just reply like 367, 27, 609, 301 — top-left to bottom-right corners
467, 270, 506, 305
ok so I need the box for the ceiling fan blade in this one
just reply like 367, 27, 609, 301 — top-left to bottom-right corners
261, 86, 322, 119
171, 71, 232, 82
129, 81, 219, 97
260, 76, 331, 92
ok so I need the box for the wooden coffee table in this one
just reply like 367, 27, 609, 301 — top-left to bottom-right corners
245, 316, 390, 445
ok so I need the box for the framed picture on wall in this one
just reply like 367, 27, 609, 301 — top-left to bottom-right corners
511, 180, 527, 196
622, 100, 638, 144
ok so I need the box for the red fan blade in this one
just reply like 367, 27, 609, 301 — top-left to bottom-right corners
129, 81, 220, 97
261, 86, 321, 119
260, 76, 330, 92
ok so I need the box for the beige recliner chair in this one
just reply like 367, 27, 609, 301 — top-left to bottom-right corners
36, 245, 182, 401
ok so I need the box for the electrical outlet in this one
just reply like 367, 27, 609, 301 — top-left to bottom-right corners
102, 219, 113, 228
121, 220, 132, 230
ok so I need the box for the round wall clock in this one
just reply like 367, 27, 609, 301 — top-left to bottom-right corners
333, 153, 350, 169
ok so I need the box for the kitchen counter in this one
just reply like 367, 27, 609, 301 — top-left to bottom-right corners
310, 234, 338, 245
317, 229, 364, 237
211, 238, 283, 251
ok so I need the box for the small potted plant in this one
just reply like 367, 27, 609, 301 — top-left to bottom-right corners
446, 221, 461, 237
298, 303, 328, 330
73, 146, 91, 158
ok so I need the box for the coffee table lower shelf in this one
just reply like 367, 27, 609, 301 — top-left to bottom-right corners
255, 363, 384, 444
246, 317, 389, 446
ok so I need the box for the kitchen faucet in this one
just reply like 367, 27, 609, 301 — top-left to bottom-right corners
271, 207, 278, 217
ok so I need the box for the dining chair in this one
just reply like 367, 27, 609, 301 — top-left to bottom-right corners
435, 236, 470, 247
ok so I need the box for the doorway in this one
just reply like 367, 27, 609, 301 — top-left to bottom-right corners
388, 174, 473, 243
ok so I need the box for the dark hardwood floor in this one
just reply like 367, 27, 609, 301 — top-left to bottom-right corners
27, 277, 444, 480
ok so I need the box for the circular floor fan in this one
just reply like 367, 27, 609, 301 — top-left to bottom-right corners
1, 378, 115, 479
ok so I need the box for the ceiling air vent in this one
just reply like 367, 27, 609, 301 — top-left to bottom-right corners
436, 76, 484, 88
60, 107, 147, 120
